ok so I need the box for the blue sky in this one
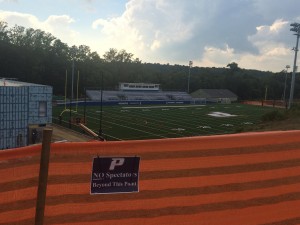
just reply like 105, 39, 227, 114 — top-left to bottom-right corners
1, 0, 300, 72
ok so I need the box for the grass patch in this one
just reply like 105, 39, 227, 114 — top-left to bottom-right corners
261, 110, 287, 122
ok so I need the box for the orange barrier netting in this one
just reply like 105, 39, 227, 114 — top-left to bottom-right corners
1, 130, 300, 225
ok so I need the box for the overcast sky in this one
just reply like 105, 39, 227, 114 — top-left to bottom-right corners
1, 0, 300, 72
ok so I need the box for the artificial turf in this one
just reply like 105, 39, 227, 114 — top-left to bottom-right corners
53, 103, 278, 141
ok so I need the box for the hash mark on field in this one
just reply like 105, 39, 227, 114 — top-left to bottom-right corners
171, 128, 186, 132
221, 124, 234, 127
208, 112, 237, 117
197, 126, 212, 129
242, 122, 254, 125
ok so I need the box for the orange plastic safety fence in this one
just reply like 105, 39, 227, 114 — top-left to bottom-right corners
1, 130, 300, 225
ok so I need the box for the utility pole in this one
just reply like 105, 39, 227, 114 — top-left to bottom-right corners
288, 22, 300, 109
99, 72, 104, 140
264, 86, 268, 101
69, 48, 75, 128
283, 65, 290, 103
71, 59, 75, 101
187, 61, 193, 93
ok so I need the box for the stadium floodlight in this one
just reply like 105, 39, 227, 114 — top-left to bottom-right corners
98, 72, 104, 140
288, 22, 300, 109
187, 61, 193, 93
283, 65, 290, 103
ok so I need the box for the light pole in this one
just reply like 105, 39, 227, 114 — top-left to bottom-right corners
69, 49, 75, 128
187, 61, 193, 93
283, 65, 290, 103
288, 22, 300, 109
99, 72, 104, 140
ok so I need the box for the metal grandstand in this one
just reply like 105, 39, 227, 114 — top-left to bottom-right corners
86, 82, 194, 102
86, 90, 193, 102
80, 84, 240, 106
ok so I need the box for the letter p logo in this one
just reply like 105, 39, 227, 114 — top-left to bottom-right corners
109, 158, 125, 170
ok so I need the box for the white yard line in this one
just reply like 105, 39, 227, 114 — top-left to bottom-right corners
122, 105, 206, 109
102, 133, 123, 141
87, 110, 189, 137
85, 114, 170, 139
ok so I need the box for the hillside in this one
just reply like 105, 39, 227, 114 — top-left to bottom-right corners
244, 106, 300, 132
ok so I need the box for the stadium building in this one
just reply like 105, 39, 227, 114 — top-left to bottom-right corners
86, 82, 198, 104
85, 83, 238, 106
0, 78, 52, 149
191, 89, 238, 103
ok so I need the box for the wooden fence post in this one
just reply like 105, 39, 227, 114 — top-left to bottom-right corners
35, 128, 53, 225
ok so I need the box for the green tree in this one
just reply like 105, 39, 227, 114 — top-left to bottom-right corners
8, 25, 25, 46
0, 21, 9, 42
103, 48, 140, 63
227, 62, 239, 72
103, 48, 118, 62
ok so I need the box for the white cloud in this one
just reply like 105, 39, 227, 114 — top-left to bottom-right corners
91, 13, 144, 53
196, 19, 294, 71
91, 0, 197, 58
90, 0, 264, 65
197, 44, 237, 68
249, 19, 290, 45
43, 15, 79, 44
92, 18, 106, 29
1, 0, 300, 71
0, 11, 80, 45
0, 11, 40, 28
150, 40, 161, 51
246, 19, 293, 70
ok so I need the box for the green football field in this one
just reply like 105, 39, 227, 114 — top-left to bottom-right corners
53, 103, 278, 141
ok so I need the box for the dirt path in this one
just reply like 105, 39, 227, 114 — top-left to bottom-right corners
49, 124, 94, 142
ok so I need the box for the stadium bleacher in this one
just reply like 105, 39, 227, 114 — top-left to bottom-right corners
62, 82, 238, 108
86, 90, 193, 102
85, 84, 236, 105
165, 91, 193, 100
86, 82, 195, 102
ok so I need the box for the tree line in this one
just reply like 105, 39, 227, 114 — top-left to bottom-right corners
0, 21, 299, 101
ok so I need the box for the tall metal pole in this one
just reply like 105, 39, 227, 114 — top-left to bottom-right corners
264, 86, 268, 101
99, 72, 104, 139
71, 59, 75, 101
69, 49, 75, 128
283, 65, 290, 103
288, 23, 300, 109
84, 87, 87, 124
187, 61, 193, 93
69, 90, 72, 129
